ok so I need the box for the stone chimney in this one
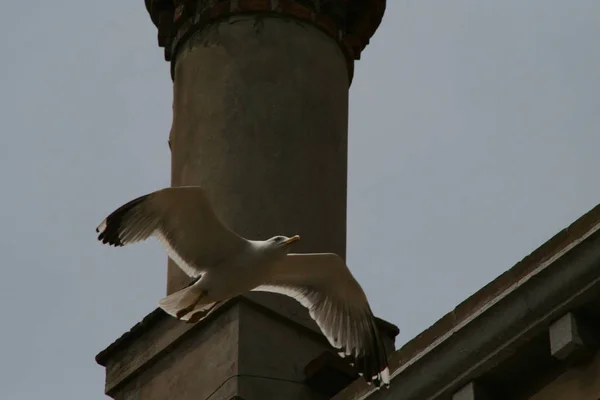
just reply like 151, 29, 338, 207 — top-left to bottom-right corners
96, 1, 398, 399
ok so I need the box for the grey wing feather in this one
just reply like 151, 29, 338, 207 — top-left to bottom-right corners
253, 253, 390, 387
96, 186, 247, 276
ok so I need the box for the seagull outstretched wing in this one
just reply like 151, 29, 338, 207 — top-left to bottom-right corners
96, 186, 247, 277
253, 253, 390, 387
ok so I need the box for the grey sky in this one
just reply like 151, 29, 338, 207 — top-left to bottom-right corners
1, 1, 599, 399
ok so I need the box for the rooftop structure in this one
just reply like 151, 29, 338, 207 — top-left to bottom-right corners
336, 204, 600, 400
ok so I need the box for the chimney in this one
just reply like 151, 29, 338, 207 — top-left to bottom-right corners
96, 1, 397, 399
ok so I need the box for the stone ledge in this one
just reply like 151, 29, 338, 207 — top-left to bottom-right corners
549, 312, 597, 364
96, 291, 399, 397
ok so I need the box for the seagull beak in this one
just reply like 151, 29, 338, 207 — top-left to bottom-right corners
282, 235, 301, 246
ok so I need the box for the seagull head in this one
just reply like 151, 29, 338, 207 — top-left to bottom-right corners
267, 235, 301, 253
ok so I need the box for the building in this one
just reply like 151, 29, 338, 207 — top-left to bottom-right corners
335, 204, 600, 400
96, 1, 600, 399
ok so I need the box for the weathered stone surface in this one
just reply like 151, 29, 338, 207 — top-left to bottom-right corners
305, 351, 359, 397
237, 303, 331, 400
529, 349, 600, 400
549, 312, 592, 362
107, 304, 239, 400
100, 298, 339, 400
452, 382, 491, 400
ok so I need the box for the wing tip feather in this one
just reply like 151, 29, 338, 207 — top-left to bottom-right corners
96, 219, 107, 234
96, 195, 150, 247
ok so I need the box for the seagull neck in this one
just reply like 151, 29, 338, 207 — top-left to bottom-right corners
247, 240, 271, 251
247, 240, 285, 259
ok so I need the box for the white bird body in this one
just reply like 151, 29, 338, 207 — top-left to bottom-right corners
185, 240, 285, 303
96, 186, 391, 388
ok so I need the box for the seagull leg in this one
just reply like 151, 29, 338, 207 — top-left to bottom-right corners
175, 290, 206, 319
186, 310, 210, 324
186, 311, 204, 324
181, 300, 221, 324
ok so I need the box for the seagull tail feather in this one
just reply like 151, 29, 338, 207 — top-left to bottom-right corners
158, 285, 202, 317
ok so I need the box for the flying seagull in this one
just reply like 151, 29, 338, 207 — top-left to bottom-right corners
96, 186, 390, 387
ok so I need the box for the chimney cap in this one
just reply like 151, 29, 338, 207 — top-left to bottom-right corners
143, 0, 386, 62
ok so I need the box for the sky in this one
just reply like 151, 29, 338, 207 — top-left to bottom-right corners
1, 1, 599, 399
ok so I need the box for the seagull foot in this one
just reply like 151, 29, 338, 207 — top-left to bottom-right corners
174, 290, 206, 320
186, 311, 205, 324
175, 307, 193, 319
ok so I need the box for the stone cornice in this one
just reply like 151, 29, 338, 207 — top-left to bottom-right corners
144, 0, 386, 81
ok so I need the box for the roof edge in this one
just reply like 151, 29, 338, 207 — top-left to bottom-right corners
336, 203, 600, 399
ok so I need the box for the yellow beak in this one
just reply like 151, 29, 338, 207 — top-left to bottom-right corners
282, 235, 301, 245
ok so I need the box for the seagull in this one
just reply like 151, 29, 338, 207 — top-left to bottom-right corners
96, 186, 390, 387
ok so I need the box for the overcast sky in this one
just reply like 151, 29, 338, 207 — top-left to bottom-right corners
1, 1, 600, 399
